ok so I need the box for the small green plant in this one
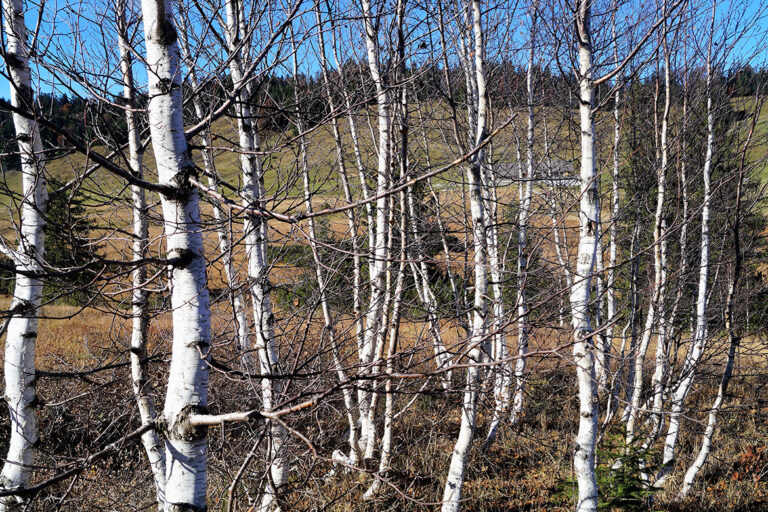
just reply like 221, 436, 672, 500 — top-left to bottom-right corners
598, 438, 658, 510
554, 429, 659, 511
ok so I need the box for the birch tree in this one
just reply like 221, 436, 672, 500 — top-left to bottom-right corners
570, 2, 599, 508
139, 0, 211, 508
656, 0, 717, 487
176, 2, 249, 355
646, 19, 674, 447
358, 0, 392, 460
0, 0, 48, 505
221, 1, 288, 506
313, 3, 361, 464
624, 6, 671, 449
117, 0, 166, 506
366, 3, 408, 485
678, 94, 758, 499
602, 0, 622, 422
512, 0, 538, 426
442, 1, 488, 508
0, 0, 764, 509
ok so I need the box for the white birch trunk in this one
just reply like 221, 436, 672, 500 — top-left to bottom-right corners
509, 4, 537, 427
364, 162, 398, 461
117, 1, 166, 507
481, 40, 517, 445
481, 167, 511, 446
605, 5, 621, 406
220, 3, 287, 507
329, 19, 374, 257
625, 20, 671, 448
403, 73, 453, 383
678, 145, 746, 497
571, 2, 599, 509
678, 295, 737, 498
358, 0, 391, 458
660, 36, 691, 417
366, 18, 408, 482
313, 7, 361, 463
442, 2, 488, 509
646, 28, 673, 444
0, 0, 47, 505
364, 246, 404, 497
646, 221, 669, 448
140, 1, 210, 509
176, 4, 248, 353
656, 2, 715, 487
483, 174, 513, 442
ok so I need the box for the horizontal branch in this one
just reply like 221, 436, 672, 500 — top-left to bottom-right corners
188, 410, 262, 427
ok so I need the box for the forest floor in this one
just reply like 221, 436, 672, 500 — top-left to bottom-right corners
0, 101, 766, 509
0, 296, 766, 511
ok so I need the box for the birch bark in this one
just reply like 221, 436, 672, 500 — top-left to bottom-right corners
315, 3, 365, 365
176, 4, 249, 354
139, 1, 211, 509
358, 0, 391, 457
643, 25, 674, 448
678, 131, 747, 495
117, 1, 166, 506
442, 1, 488, 509
366, 10, 408, 483
0, 0, 48, 505
217, 2, 288, 506
329, 11, 375, 257
571, 2, 599, 509
657, 0, 716, 487
313, 5, 361, 463
625, 17, 671, 449
510, 1, 538, 426
605, 4, 621, 405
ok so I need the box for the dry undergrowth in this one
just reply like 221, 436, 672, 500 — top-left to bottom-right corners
0, 301, 765, 511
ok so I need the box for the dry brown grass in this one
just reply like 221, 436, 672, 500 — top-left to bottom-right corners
0, 294, 763, 510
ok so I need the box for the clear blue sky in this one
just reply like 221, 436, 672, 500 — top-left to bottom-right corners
1, 0, 767, 102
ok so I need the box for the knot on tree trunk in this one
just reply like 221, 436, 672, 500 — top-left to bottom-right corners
166, 248, 196, 269
166, 503, 207, 512
574, 328, 592, 343
15, 132, 32, 144
156, 77, 180, 96
248, 272, 272, 292
9, 299, 34, 316
4, 53, 24, 70
165, 404, 209, 442
167, 164, 198, 193
154, 20, 178, 46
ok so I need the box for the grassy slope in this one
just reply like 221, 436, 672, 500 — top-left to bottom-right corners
0, 100, 766, 510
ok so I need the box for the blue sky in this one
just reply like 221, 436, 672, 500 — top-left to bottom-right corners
1, 0, 767, 102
